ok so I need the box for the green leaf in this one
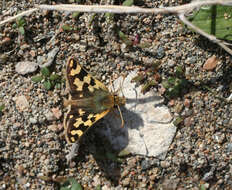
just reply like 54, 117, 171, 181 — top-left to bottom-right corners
41, 67, 50, 77
18, 26, 25, 35
72, 12, 80, 19
131, 74, 145, 83
173, 117, 183, 126
200, 184, 206, 190
141, 80, 157, 94
50, 74, 60, 81
106, 152, 116, 160
137, 42, 152, 49
12, 23, 17, 29
55, 83, 61, 89
43, 80, 52, 90
89, 13, 96, 26
105, 13, 114, 21
106, 152, 123, 163
118, 31, 132, 46
71, 182, 82, 190
123, 0, 134, 6
167, 77, 175, 86
175, 66, 184, 77
60, 188, 70, 190
74, 0, 82, 3
0, 104, 5, 112
62, 24, 73, 31
188, 5, 232, 41
61, 178, 82, 190
17, 17, 26, 27
95, 185, 101, 190
31, 75, 43, 83
118, 149, 131, 157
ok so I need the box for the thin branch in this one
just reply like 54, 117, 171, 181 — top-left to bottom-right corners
0, 8, 38, 27
178, 13, 232, 55
36, 0, 232, 14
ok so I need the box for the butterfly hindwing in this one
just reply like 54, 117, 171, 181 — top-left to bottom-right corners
64, 105, 110, 143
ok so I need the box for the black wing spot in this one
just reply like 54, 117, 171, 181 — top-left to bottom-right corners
71, 59, 77, 69
90, 78, 96, 86
70, 133, 79, 141
82, 114, 88, 122
78, 69, 88, 81
90, 117, 96, 123
83, 82, 89, 92
78, 123, 88, 131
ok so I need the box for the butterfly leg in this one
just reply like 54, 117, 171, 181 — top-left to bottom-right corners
111, 106, 125, 128
117, 105, 124, 128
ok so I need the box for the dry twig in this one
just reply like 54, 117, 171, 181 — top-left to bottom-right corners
36, 0, 232, 14
0, 8, 38, 27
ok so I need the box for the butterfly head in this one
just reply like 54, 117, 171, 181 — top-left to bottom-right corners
113, 94, 126, 107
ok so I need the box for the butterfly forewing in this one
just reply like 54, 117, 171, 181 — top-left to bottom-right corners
66, 58, 108, 98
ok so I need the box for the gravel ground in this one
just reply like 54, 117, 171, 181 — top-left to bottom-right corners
0, 0, 232, 189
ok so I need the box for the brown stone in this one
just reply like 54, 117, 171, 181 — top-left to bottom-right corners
203, 55, 218, 71
184, 98, 191, 108
51, 107, 62, 119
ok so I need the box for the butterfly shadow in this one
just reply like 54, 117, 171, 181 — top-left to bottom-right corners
87, 88, 167, 183
81, 105, 143, 185
68, 91, 163, 184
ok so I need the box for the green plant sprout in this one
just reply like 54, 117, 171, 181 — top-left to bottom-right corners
0, 103, 5, 113
60, 178, 83, 190
31, 67, 62, 90
141, 80, 158, 94
122, 0, 134, 6
105, 0, 134, 21
162, 66, 189, 99
12, 16, 26, 35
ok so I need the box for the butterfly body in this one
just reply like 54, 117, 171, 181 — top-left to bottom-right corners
64, 58, 125, 143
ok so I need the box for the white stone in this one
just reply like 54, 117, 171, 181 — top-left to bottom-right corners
15, 61, 38, 75
14, 95, 30, 111
97, 71, 176, 159
226, 93, 232, 102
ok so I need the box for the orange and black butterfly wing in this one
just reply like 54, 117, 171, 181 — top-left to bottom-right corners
64, 58, 111, 143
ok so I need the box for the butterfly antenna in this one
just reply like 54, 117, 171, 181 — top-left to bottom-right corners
120, 75, 126, 97
114, 74, 126, 95
110, 77, 116, 93
117, 105, 124, 128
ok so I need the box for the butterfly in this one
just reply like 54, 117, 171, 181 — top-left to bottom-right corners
63, 58, 126, 143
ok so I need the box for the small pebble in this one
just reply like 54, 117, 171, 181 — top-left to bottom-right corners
15, 61, 38, 75
203, 55, 218, 71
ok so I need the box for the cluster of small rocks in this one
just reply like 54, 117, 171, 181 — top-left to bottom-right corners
0, 0, 231, 189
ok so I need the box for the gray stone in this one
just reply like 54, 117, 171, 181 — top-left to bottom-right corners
37, 47, 59, 68
226, 93, 232, 102
156, 46, 165, 59
45, 110, 56, 121
226, 143, 232, 152
29, 117, 37, 124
